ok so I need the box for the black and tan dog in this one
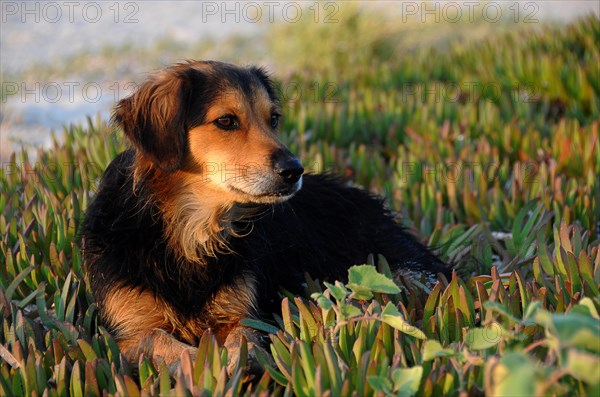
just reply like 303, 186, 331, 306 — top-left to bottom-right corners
82, 60, 447, 371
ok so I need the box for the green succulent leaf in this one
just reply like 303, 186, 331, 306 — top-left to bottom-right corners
382, 302, 426, 340
422, 340, 455, 361
347, 265, 401, 300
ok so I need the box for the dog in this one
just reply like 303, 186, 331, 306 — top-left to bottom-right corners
82, 60, 448, 372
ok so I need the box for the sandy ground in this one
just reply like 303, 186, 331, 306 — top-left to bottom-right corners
0, 1, 597, 159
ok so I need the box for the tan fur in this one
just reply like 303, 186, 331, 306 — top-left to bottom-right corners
121, 329, 196, 368
205, 272, 259, 329
103, 287, 172, 340
153, 172, 237, 264
102, 275, 258, 366
102, 287, 192, 364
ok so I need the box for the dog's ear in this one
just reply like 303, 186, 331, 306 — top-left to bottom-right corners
113, 71, 190, 172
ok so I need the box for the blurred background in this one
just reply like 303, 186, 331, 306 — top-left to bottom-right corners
1, 0, 597, 157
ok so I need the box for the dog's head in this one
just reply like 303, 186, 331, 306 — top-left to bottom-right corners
113, 60, 303, 204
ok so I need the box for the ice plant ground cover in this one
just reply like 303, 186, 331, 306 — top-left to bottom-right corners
1, 13, 599, 397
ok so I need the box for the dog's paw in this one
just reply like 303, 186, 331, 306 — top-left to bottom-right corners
165, 346, 199, 375
224, 326, 272, 378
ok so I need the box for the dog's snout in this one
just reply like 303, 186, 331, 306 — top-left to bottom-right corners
277, 160, 304, 183
273, 150, 304, 184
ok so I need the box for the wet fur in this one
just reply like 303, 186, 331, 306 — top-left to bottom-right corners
82, 60, 448, 370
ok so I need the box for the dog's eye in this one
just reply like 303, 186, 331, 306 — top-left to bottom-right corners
214, 115, 239, 130
270, 114, 281, 129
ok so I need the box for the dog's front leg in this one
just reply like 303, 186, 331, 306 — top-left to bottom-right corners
224, 325, 272, 376
119, 329, 198, 373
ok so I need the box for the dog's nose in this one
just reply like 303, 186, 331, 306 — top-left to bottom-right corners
273, 150, 304, 184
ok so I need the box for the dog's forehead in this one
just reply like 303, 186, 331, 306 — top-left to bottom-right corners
191, 62, 265, 92
192, 63, 275, 110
